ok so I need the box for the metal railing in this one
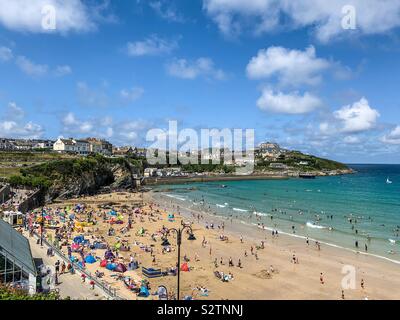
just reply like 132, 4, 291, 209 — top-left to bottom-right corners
32, 231, 125, 300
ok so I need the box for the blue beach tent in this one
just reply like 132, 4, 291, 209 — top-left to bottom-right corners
85, 255, 96, 264
106, 263, 117, 271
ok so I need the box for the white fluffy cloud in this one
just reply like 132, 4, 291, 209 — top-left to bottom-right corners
333, 97, 380, 133
62, 112, 95, 134
127, 35, 178, 57
5, 102, 25, 120
247, 46, 330, 87
77, 82, 110, 108
0, 0, 101, 34
166, 57, 226, 80
120, 87, 145, 103
0, 121, 44, 139
0, 46, 13, 62
0, 102, 44, 138
257, 89, 322, 114
343, 135, 360, 144
54, 65, 72, 77
15, 56, 48, 77
60, 113, 154, 145
1, 48, 72, 77
203, 0, 400, 42
381, 126, 400, 145
149, 1, 185, 23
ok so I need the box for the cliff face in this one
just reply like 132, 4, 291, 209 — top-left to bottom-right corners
16, 156, 142, 201
47, 168, 114, 200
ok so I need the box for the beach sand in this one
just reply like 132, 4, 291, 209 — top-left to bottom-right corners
43, 191, 400, 300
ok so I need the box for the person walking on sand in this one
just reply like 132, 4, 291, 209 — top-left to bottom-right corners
61, 261, 66, 274
341, 290, 345, 300
320, 273, 324, 284
240, 235, 243, 243
361, 278, 365, 289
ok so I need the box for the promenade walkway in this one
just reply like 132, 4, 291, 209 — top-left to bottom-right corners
26, 232, 106, 300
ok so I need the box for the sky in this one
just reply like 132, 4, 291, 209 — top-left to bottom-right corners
0, 0, 400, 164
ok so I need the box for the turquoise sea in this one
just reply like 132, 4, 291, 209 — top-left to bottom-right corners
155, 164, 400, 263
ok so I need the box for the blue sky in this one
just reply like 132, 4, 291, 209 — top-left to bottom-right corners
1, 0, 400, 163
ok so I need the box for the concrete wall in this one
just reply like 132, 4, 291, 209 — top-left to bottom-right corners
0, 184, 11, 204
18, 188, 45, 213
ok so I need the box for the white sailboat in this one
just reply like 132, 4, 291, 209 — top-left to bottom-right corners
386, 177, 393, 184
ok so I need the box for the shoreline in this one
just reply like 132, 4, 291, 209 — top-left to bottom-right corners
150, 191, 400, 267
148, 191, 400, 299
29, 189, 400, 300
144, 169, 355, 186
144, 174, 288, 185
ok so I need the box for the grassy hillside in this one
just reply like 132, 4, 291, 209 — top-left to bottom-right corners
0, 151, 78, 179
7, 154, 144, 193
255, 151, 349, 172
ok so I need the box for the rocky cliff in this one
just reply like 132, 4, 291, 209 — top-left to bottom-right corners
10, 155, 143, 201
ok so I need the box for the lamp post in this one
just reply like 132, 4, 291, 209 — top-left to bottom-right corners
162, 221, 196, 300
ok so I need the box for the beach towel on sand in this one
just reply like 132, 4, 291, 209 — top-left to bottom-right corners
181, 263, 189, 272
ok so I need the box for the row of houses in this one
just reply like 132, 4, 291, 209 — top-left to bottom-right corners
0, 138, 54, 151
53, 138, 113, 156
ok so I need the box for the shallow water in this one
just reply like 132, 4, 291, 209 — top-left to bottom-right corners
154, 164, 400, 262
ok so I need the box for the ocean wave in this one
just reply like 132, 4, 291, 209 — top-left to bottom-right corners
389, 239, 396, 244
165, 194, 186, 201
306, 222, 327, 229
159, 196, 400, 266
253, 211, 269, 217
233, 208, 248, 212
216, 204, 226, 208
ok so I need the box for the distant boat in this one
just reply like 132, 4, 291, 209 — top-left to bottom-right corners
386, 178, 393, 184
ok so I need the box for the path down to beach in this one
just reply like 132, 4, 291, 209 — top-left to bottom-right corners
27, 233, 106, 300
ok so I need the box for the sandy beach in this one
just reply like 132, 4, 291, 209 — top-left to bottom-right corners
37, 190, 400, 300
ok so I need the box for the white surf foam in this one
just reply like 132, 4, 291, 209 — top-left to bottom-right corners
165, 194, 186, 201
253, 211, 269, 217
306, 221, 327, 229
